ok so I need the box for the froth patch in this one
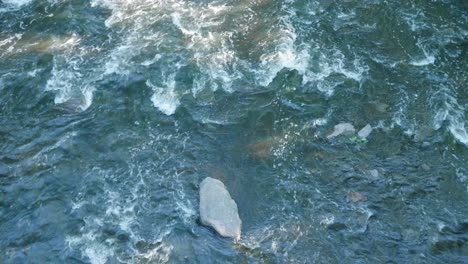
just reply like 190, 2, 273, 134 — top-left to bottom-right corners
410, 55, 435, 66
0, 34, 81, 56
431, 85, 468, 146
256, 18, 310, 87
66, 220, 115, 264
147, 79, 180, 116
2, 0, 33, 7
45, 60, 94, 112
304, 51, 367, 96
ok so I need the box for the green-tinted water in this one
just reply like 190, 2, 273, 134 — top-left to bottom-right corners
1, 0, 467, 263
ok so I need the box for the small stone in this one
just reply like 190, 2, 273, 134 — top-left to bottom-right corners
357, 124, 372, 139
421, 141, 431, 149
347, 191, 368, 203
374, 102, 389, 113
421, 164, 430, 171
327, 123, 356, 139
367, 169, 379, 180
199, 177, 241, 241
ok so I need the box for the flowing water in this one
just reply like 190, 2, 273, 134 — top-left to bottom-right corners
1, 0, 467, 263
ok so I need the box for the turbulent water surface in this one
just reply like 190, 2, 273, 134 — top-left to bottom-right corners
1, 0, 468, 263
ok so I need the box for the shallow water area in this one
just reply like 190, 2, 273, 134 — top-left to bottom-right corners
1, 0, 467, 263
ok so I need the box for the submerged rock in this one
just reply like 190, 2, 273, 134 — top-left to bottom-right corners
357, 124, 372, 139
327, 123, 356, 139
421, 141, 431, 149
199, 177, 241, 241
247, 138, 276, 159
355, 209, 373, 233
347, 191, 368, 203
56, 97, 88, 112
367, 169, 380, 180
369, 101, 389, 113
420, 163, 430, 171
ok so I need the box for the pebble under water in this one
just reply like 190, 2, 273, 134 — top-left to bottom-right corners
1, 0, 467, 263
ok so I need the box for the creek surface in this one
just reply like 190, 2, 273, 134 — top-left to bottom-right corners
1, 0, 467, 263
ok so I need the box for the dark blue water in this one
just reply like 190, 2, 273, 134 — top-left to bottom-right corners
1, 0, 467, 263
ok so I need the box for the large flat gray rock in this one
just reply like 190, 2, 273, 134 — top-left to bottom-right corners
199, 177, 241, 241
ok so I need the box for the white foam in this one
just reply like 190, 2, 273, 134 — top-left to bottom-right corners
102, 44, 133, 76
449, 124, 468, 145
91, 0, 247, 114
136, 242, 173, 263
141, 54, 162, 66
402, 9, 429, 32
256, 17, 310, 87
304, 51, 367, 96
0, 35, 20, 48
310, 118, 327, 127
410, 54, 435, 66
63, 135, 200, 263
171, 13, 198, 36
391, 86, 417, 136
171, 4, 241, 94
2, 0, 33, 7
34, 33, 98, 111
81, 86, 94, 110
67, 185, 140, 264
66, 220, 115, 264
456, 168, 468, 192
390, 79, 467, 147
433, 105, 468, 146
85, 246, 114, 264
250, 3, 368, 96
410, 38, 436, 67
147, 78, 180, 116
46, 62, 78, 104
86, 0, 371, 115
45, 57, 94, 111
432, 88, 468, 146
0, 34, 23, 56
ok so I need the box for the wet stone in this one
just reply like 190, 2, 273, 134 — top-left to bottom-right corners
357, 124, 372, 139
367, 169, 380, 180
421, 164, 430, 171
421, 141, 431, 149
327, 123, 356, 139
199, 177, 241, 241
